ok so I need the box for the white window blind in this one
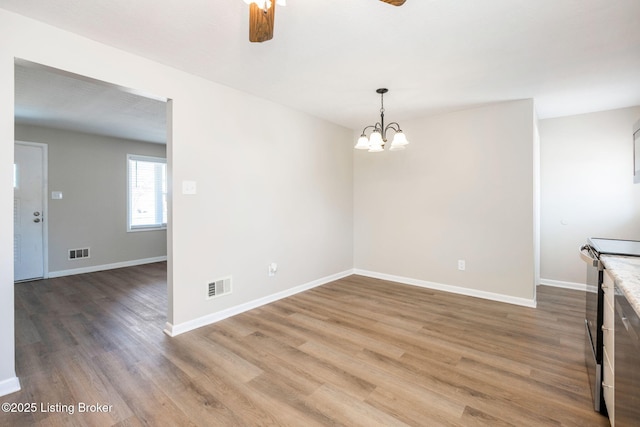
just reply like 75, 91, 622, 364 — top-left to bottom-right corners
127, 154, 167, 231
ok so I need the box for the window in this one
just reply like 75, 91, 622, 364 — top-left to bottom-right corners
127, 154, 167, 231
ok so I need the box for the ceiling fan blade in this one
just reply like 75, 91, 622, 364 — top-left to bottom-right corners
380, 0, 406, 5
249, 2, 275, 43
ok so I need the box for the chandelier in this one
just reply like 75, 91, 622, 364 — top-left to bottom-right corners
355, 88, 409, 152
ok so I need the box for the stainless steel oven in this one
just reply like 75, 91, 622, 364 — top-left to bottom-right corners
580, 238, 640, 414
580, 242, 606, 414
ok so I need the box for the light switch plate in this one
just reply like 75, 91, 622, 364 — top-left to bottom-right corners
51, 191, 63, 200
182, 180, 197, 195
268, 262, 278, 277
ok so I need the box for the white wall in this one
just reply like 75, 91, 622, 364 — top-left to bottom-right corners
0, 24, 18, 396
15, 125, 167, 274
0, 9, 353, 394
540, 106, 640, 286
167, 87, 354, 329
354, 100, 538, 304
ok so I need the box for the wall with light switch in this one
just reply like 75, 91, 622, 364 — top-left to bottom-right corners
15, 124, 167, 275
0, 8, 353, 394
539, 106, 640, 287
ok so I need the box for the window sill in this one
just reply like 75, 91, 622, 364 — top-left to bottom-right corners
127, 226, 167, 233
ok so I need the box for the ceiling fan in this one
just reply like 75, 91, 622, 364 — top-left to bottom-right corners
245, 0, 407, 43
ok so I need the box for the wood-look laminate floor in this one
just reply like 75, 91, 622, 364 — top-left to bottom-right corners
3, 263, 610, 426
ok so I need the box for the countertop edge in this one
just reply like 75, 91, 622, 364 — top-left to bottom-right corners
601, 255, 640, 317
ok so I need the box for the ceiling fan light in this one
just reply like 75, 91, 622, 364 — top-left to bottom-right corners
244, 0, 270, 7
390, 131, 409, 147
355, 135, 370, 150
249, 0, 283, 8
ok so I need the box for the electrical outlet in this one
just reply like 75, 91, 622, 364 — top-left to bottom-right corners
458, 260, 466, 271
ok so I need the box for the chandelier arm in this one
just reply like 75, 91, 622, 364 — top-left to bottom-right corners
360, 125, 378, 136
384, 122, 402, 133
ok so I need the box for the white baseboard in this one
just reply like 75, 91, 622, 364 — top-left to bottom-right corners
539, 278, 595, 293
353, 269, 537, 308
0, 376, 21, 397
48, 256, 167, 278
164, 269, 354, 337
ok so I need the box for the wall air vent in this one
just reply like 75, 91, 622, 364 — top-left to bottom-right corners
207, 276, 232, 299
69, 248, 90, 260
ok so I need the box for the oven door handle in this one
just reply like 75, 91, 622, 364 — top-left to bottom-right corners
580, 245, 600, 268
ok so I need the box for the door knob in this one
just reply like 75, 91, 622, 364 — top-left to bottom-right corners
33, 212, 40, 216
33, 218, 41, 223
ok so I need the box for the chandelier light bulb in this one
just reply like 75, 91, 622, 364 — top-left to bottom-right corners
391, 131, 409, 147
355, 135, 370, 150
368, 131, 384, 152
369, 130, 383, 146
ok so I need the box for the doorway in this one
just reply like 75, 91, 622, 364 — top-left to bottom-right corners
13, 141, 47, 282
13, 59, 170, 315
14, 60, 169, 280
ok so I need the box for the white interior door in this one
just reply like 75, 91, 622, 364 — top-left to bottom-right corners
14, 142, 46, 282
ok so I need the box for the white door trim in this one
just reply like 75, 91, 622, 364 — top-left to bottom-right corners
15, 141, 49, 280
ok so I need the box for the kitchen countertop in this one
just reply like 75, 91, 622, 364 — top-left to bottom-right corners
601, 255, 640, 317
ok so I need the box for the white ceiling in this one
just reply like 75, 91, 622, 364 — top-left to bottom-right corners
15, 62, 168, 144
5, 0, 640, 143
